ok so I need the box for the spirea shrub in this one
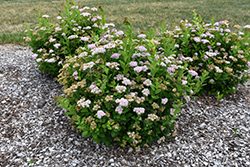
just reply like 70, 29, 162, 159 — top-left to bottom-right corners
55, 20, 206, 149
160, 11, 250, 99
25, 0, 112, 76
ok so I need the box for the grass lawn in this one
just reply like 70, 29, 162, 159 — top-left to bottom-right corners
0, 0, 250, 44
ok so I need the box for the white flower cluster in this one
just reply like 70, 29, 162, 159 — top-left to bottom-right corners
115, 98, 129, 107
77, 97, 91, 108
142, 88, 150, 96
80, 12, 91, 17
133, 65, 148, 73
244, 25, 250, 29
42, 15, 49, 18
96, 110, 105, 119
115, 85, 126, 93
111, 53, 121, 59
162, 57, 172, 64
83, 62, 95, 71
55, 27, 62, 32
132, 52, 150, 59
115, 105, 123, 114
68, 35, 78, 39
124, 92, 138, 102
161, 98, 168, 105
133, 107, 145, 115
102, 23, 115, 29
206, 51, 218, 57
158, 62, 167, 67
114, 74, 124, 81
45, 58, 55, 63
148, 114, 159, 121
122, 77, 131, 85
106, 62, 120, 70
89, 84, 102, 94
134, 96, 145, 104
127, 132, 136, 139
184, 96, 191, 103
129, 61, 137, 67
78, 51, 88, 58
215, 66, 223, 73
49, 38, 56, 43
143, 79, 152, 86
104, 42, 116, 49
91, 47, 106, 55
182, 57, 193, 62
40, 27, 46, 31
53, 43, 61, 49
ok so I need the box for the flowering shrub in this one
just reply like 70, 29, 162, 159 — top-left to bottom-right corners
25, 0, 111, 76
55, 19, 207, 149
159, 11, 250, 99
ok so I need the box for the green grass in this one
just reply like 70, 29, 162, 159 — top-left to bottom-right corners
0, 0, 250, 44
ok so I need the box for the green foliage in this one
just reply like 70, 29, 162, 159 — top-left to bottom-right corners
159, 11, 250, 100
56, 17, 204, 149
24, 0, 108, 76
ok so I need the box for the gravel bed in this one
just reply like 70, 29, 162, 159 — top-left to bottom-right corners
0, 44, 250, 167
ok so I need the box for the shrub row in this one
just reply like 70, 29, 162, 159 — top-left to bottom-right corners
25, 0, 250, 149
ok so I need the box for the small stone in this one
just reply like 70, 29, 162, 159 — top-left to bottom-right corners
167, 152, 172, 157
199, 123, 206, 129
37, 100, 46, 108
109, 158, 114, 163
30, 144, 36, 148
74, 141, 81, 146
1, 100, 6, 104
213, 161, 221, 166
203, 162, 209, 166
127, 147, 133, 153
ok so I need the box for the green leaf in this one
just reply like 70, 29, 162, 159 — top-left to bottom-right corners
82, 131, 89, 137
121, 115, 126, 121
102, 124, 107, 128
137, 76, 141, 83
92, 133, 98, 140
126, 113, 133, 117
104, 67, 109, 74
152, 95, 159, 99
155, 89, 161, 94
77, 125, 87, 131
111, 131, 117, 137
65, 99, 70, 107
217, 92, 224, 102
150, 85, 155, 91
105, 139, 111, 147
119, 60, 125, 69
99, 132, 105, 138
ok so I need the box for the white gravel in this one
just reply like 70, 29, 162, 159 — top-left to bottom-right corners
0, 44, 250, 167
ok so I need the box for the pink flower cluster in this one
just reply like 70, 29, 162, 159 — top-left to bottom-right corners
111, 53, 121, 59
115, 98, 129, 107
133, 107, 145, 115
96, 110, 106, 119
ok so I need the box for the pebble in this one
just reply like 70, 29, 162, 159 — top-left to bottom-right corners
38, 100, 46, 108
127, 147, 133, 153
